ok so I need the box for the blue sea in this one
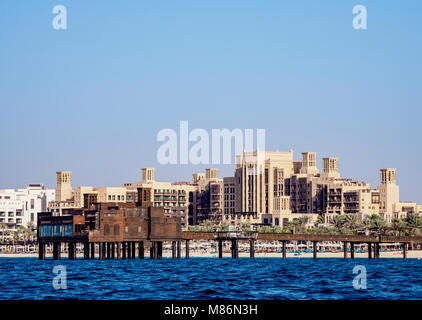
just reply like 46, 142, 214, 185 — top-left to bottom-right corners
0, 257, 421, 300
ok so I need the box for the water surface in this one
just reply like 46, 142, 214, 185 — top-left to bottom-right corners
0, 258, 421, 300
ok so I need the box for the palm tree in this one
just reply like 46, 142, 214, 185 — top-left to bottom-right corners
405, 214, 422, 235
288, 220, 300, 234
315, 214, 325, 227
218, 221, 229, 232
0, 224, 7, 244
11, 231, 18, 252
200, 220, 214, 232
329, 215, 345, 232
343, 214, 361, 232
238, 222, 251, 232
260, 225, 274, 233
297, 216, 309, 226
17, 226, 27, 251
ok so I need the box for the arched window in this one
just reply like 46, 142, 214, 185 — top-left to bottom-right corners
104, 224, 110, 235
114, 225, 119, 235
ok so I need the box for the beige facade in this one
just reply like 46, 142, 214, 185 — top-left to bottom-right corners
46, 152, 421, 228
74, 186, 96, 208
55, 171, 72, 202
378, 169, 400, 214
123, 169, 199, 228
96, 187, 126, 203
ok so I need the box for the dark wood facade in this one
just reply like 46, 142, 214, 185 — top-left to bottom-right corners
38, 203, 182, 243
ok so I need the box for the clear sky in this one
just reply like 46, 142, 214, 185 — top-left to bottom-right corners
1, 1, 421, 203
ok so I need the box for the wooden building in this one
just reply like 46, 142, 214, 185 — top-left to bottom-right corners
37, 188, 183, 260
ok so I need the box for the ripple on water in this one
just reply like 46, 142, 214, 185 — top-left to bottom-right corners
0, 257, 422, 299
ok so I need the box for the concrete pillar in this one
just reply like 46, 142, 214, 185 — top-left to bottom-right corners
122, 242, 127, 259
403, 243, 407, 259
343, 242, 348, 259
90, 243, 95, 259
250, 240, 255, 259
313, 241, 317, 259
172, 241, 176, 259
218, 240, 223, 259
282, 241, 286, 259
185, 240, 190, 259
368, 243, 372, 259
350, 243, 355, 259
83, 242, 89, 259
138, 241, 144, 259
177, 241, 181, 259
53, 242, 61, 260
39, 242, 45, 260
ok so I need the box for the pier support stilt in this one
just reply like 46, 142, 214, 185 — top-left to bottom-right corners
403, 243, 407, 259
375, 243, 380, 259
106, 242, 111, 259
127, 242, 132, 259
68, 242, 76, 260
102, 242, 106, 260
343, 242, 348, 259
231, 240, 238, 259
90, 243, 95, 259
122, 242, 127, 259
111, 243, 115, 259
157, 241, 163, 259
250, 240, 255, 259
350, 243, 355, 259
177, 241, 181, 259
138, 241, 144, 259
131, 242, 136, 259
150, 243, 154, 259
185, 240, 190, 259
282, 241, 286, 259
368, 243, 372, 259
53, 242, 61, 260
83, 242, 89, 259
172, 241, 176, 259
98, 243, 103, 260
117, 242, 121, 259
218, 240, 223, 259
313, 241, 317, 259
39, 242, 45, 260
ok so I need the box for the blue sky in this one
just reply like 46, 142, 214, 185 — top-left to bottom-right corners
0, 1, 421, 203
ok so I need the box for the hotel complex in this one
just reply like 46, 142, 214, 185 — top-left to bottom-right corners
1, 149, 421, 232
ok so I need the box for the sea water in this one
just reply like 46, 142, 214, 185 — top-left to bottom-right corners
0, 257, 421, 300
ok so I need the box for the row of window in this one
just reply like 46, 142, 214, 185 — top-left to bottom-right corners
108, 195, 125, 201
41, 224, 73, 237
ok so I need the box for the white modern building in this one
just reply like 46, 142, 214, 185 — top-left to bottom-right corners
0, 184, 55, 231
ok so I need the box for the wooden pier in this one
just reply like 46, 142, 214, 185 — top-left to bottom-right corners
182, 232, 421, 260
37, 188, 420, 260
